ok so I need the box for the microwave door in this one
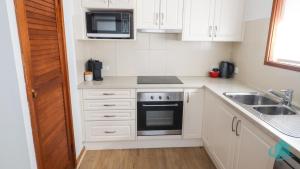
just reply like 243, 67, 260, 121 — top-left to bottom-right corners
87, 13, 130, 38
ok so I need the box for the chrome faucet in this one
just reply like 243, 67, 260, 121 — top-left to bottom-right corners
268, 89, 294, 107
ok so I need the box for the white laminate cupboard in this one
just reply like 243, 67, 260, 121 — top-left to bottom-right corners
182, 0, 245, 41
233, 116, 276, 169
137, 0, 183, 31
82, 0, 135, 9
82, 89, 136, 142
183, 89, 204, 139
203, 90, 276, 169
213, 0, 246, 41
137, 0, 160, 30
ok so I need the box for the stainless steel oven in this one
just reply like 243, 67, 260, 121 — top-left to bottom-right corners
86, 10, 133, 39
137, 92, 183, 136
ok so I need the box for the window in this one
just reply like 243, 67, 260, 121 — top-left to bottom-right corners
265, 0, 300, 71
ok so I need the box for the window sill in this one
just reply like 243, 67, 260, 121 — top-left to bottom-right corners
264, 61, 300, 72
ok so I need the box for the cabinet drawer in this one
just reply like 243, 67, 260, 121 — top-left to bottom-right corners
83, 89, 136, 99
85, 110, 135, 121
85, 121, 136, 141
83, 99, 136, 111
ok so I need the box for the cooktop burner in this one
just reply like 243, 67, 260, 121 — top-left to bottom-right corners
137, 76, 183, 84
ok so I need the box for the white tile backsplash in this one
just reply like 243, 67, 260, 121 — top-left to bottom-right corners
76, 33, 233, 81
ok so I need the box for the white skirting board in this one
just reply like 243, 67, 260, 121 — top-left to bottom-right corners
84, 138, 203, 150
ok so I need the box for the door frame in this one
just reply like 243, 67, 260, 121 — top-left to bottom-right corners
14, 0, 76, 168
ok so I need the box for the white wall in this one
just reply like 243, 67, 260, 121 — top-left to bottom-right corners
0, 0, 36, 169
62, 0, 84, 157
76, 33, 233, 82
244, 0, 273, 21
233, 0, 300, 105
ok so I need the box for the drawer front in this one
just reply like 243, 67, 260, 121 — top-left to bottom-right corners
83, 89, 136, 99
85, 121, 136, 141
85, 110, 135, 121
83, 99, 136, 111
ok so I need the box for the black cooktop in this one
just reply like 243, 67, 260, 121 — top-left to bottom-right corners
137, 76, 183, 84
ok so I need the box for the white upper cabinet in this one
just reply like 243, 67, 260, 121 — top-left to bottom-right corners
82, 0, 135, 9
183, 89, 204, 139
182, 0, 245, 41
213, 0, 245, 41
109, 0, 135, 9
182, 0, 215, 41
82, 0, 109, 9
160, 0, 183, 30
137, 0, 160, 29
137, 0, 183, 31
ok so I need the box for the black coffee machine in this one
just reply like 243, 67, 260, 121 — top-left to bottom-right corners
219, 61, 235, 78
86, 59, 103, 81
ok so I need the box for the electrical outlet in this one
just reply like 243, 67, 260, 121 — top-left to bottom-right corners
235, 67, 239, 74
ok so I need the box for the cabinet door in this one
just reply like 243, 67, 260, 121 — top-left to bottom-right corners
109, 0, 134, 9
212, 102, 236, 169
213, 0, 245, 41
183, 89, 204, 139
233, 118, 276, 169
160, 0, 183, 30
203, 90, 217, 155
82, 0, 109, 8
182, 0, 215, 41
137, 0, 160, 29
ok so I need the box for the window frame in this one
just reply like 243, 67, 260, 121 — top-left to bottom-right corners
265, 0, 300, 72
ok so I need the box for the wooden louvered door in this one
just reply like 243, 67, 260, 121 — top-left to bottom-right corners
14, 0, 76, 169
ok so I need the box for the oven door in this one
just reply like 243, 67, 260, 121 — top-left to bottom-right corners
86, 12, 131, 38
137, 101, 183, 136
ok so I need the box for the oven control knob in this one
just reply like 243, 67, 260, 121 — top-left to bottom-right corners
166, 96, 170, 100
150, 96, 154, 100
159, 96, 162, 100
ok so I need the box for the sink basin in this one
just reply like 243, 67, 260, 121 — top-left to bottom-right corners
253, 106, 297, 115
224, 92, 279, 105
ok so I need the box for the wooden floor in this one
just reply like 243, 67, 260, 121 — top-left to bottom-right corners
79, 148, 216, 169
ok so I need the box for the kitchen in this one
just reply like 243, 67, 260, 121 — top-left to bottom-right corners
1, 0, 300, 169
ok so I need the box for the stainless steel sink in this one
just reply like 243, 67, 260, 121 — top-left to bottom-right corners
224, 91, 300, 137
253, 106, 297, 115
224, 92, 279, 105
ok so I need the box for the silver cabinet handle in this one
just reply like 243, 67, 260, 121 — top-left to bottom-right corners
103, 104, 116, 107
160, 13, 164, 26
187, 92, 190, 103
232, 116, 237, 132
142, 104, 179, 107
104, 131, 116, 134
236, 120, 241, 136
104, 115, 116, 118
155, 13, 159, 25
209, 26, 213, 37
214, 26, 218, 37
103, 93, 115, 96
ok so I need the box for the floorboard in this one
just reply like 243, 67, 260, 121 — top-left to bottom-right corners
79, 147, 216, 169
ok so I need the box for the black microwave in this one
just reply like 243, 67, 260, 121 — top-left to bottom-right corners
86, 11, 134, 39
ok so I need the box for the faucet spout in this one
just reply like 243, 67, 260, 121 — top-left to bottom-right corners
268, 89, 294, 107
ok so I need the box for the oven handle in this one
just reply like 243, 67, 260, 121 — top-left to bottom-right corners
142, 104, 179, 107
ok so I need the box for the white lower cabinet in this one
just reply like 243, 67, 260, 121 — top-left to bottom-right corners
86, 121, 136, 141
233, 117, 276, 169
203, 90, 276, 169
212, 102, 236, 169
183, 89, 204, 139
82, 89, 136, 142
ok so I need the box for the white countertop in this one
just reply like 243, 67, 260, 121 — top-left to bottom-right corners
78, 76, 300, 157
